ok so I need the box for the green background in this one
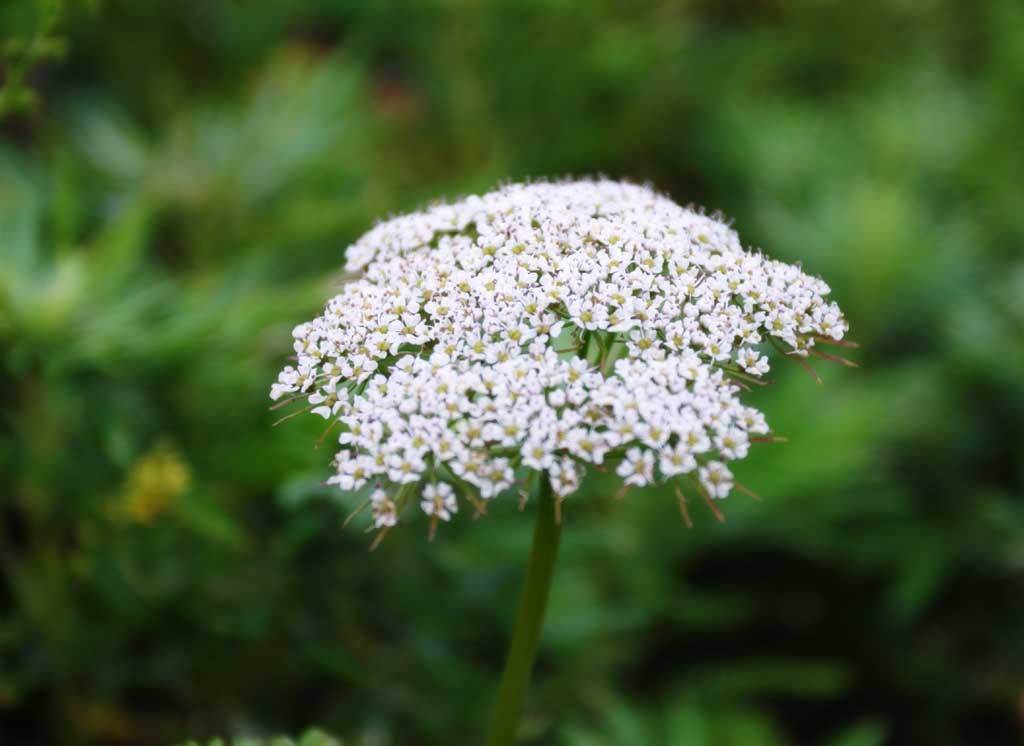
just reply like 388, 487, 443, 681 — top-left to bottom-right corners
2, 1, 1023, 744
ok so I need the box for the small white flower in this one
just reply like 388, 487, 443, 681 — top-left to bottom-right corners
737, 347, 770, 376
521, 438, 556, 471
386, 449, 426, 484
370, 489, 398, 528
549, 457, 582, 498
659, 443, 697, 478
421, 482, 458, 521
699, 461, 733, 499
714, 427, 750, 461
617, 447, 655, 487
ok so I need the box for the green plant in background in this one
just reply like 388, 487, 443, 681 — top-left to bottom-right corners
178, 729, 340, 746
1, 1, 1023, 745
0, 0, 96, 117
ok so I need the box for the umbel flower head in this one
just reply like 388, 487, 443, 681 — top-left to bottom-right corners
271, 179, 851, 535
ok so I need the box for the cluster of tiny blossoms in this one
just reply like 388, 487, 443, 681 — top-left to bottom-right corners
271, 180, 848, 534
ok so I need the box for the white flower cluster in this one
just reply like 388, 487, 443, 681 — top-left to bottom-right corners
272, 180, 848, 532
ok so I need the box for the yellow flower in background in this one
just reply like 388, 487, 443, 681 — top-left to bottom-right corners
117, 443, 191, 524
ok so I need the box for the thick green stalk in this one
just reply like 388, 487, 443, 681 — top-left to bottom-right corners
484, 473, 562, 746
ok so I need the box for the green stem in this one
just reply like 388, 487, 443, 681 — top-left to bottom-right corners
485, 473, 562, 746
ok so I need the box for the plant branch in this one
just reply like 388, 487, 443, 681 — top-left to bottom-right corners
484, 472, 562, 746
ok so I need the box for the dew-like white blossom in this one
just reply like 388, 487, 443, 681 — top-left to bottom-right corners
272, 179, 849, 532
617, 447, 656, 487
370, 488, 398, 528
421, 482, 458, 521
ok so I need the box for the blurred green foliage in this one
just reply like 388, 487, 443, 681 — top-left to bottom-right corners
1, 1, 1022, 745
177, 728, 340, 746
